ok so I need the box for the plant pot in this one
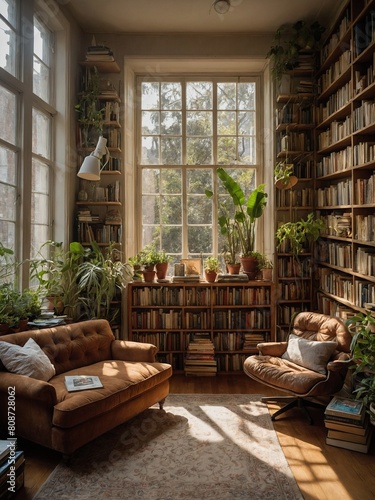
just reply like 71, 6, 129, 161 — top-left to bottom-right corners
275, 175, 298, 190
227, 263, 241, 275
205, 270, 217, 283
156, 262, 168, 280
240, 256, 257, 279
142, 270, 156, 283
262, 268, 273, 281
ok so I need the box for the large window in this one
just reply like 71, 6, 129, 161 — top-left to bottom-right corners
0, 0, 59, 288
138, 77, 259, 260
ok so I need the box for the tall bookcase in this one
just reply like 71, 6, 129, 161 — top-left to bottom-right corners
274, 58, 317, 340
127, 281, 275, 374
315, 0, 375, 319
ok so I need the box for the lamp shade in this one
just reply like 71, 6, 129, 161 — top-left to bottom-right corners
213, 0, 230, 14
77, 136, 108, 181
77, 155, 101, 181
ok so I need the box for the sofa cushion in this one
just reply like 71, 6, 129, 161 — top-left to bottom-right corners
0, 338, 56, 381
281, 333, 337, 375
51, 359, 172, 428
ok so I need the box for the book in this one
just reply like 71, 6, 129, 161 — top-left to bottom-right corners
326, 428, 373, 453
325, 397, 364, 420
64, 375, 103, 392
324, 416, 369, 436
327, 426, 371, 444
324, 413, 366, 427
0, 443, 10, 466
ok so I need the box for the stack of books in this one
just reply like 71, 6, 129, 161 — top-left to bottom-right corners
184, 333, 217, 376
324, 396, 373, 453
85, 45, 115, 62
0, 441, 25, 499
216, 273, 249, 282
172, 275, 200, 283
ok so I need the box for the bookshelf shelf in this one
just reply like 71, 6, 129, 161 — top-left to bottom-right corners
316, 0, 375, 319
127, 281, 276, 374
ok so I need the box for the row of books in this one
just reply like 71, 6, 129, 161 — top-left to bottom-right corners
324, 396, 373, 453
316, 179, 353, 207
318, 49, 351, 94
184, 333, 217, 376
320, 7, 350, 63
316, 146, 352, 177
317, 115, 352, 150
317, 82, 352, 123
318, 212, 352, 238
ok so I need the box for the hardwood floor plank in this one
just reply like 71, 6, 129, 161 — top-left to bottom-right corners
14, 374, 374, 499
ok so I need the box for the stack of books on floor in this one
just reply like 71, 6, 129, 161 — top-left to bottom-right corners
324, 396, 373, 453
0, 441, 25, 499
184, 333, 217, 376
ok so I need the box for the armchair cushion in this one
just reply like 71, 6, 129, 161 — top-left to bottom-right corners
0, 338, 56, 381
281, 333, 338, 375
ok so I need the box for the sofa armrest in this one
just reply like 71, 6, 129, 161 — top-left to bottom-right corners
0, 372, 57, 405
111, 340, 158, 362
257, 342, 288, 357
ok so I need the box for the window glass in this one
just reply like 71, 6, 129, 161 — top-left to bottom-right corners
0, 85, 16, 143
33, 17, 52, 103
139, 78, 258, 260
0, 0, 17, 77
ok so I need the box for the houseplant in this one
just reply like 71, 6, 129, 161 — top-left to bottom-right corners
212, 168, 267, 277
257, 254, 273, 281
267, 20, 325, 83
204, 256, 220, 283
346, 312, 375, 424
276, 213, 324, 257
274, 161, 298, 190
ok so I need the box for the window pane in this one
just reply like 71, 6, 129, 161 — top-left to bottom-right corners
187, 138, 212, 164
161, 82, 181, 110
238, 82, 255, 110
218, 111, 236, 135
142, 82, 159, 109
237, 136, 255, 164
218, 82, 236, 109
142, 195, 160, 224
0, 183, 16, 221
142, 111, 159, 134
187, 196, 211, 224
188, 226, 212, 254
0, 85, 16, 143
142, 168, 160, 194
239, 111, 255, 135
186, 82, 212, 110
0, 220, 15, 250
187, 169, 212, 194
217, 137, 236, 164
31, 225, 49, 257
161, 195, 182, 224
160, 169, 181, 194
161, 137, 181, 165
0, 0, 17, 77
161, 226, 182, 254
33, 17, 52, 103
187, 111, 212, 136
32, 108, 51, 159
142, 136, 159, 164
32, 158, 49, 192
0, 146, 16, 184
161, 111, 181, 134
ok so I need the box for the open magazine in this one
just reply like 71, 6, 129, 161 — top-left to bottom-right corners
64, 375, 103, 392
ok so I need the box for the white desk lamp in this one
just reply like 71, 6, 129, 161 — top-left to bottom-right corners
77, 136, 109, 181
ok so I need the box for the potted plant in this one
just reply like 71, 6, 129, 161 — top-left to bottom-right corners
154, 249, 172, 280
204, 256, 220, 283
257, 254, 274, 281
347, 312, 375, 424
267, 20, 325, 83
77, 241, 133, 321
274, 161, 298, 190
211, 168, 267, 278
276, 213, 324, 257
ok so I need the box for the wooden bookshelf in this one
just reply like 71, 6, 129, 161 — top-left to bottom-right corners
315, 0, 375, 319
127, 281, 276, 374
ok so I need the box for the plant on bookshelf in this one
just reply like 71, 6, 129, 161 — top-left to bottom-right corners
276, 212, 324, 257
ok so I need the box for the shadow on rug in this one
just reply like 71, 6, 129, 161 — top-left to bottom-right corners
34, 394, 303, 500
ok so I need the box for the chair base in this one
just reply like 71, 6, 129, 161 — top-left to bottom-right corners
261, 396, 326, 425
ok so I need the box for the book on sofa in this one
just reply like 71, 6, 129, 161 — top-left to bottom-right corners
64, 375, 103, 392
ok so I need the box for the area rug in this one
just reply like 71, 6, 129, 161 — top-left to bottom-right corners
34, 394, 302, 500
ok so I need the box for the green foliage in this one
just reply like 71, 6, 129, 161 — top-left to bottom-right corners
267, 20, 325, 82
276, 213, 324, 257
204, 256, 220, 272
257, 254, 274, 270
137, 243, 171, 268
346, 312, 375, 411
214, 168, 267, 257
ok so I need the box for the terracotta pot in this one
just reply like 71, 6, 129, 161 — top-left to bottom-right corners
156, 262, 168, 280
142, 270, 156, 282
227, 263, 241, 275
240, 256, 257, 279
262, 268, 273, 281
205, 270, 217, 283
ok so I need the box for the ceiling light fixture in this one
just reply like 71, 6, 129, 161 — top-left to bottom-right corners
213, 0, 231, 15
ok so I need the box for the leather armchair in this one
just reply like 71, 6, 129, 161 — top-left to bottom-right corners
243, 312, 352, 423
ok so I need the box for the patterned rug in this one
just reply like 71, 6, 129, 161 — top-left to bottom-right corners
34, 394, 302, 500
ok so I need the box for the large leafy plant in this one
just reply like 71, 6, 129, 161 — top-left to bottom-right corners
207, 168, 267, 257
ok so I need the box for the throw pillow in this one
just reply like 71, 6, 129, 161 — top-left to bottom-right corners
0, 338, 56, 381
281, 334, 337, 375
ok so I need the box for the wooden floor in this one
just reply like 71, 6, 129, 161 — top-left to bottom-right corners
15, 374, 375, 500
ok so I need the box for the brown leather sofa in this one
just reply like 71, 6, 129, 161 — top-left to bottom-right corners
0, 319, 172, 455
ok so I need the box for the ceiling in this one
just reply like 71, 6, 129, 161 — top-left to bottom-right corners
66, 0, 345, 35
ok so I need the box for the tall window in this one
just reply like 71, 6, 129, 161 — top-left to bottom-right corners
138, 77, 259, 260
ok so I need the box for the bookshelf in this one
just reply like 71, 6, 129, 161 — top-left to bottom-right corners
127, 281, 276, 374
315, 0, 375, 319
274, 56, 317, 341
